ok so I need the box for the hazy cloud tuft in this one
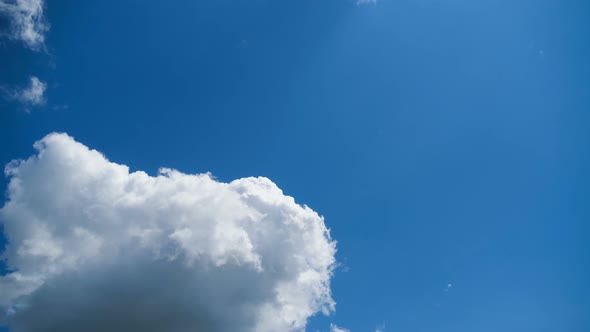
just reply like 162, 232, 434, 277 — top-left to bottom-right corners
0, 133, 337, 332
11, 76, 46, 107
331, 323, 351, 332
0, 0, 47, 50
356, 0, 377, 5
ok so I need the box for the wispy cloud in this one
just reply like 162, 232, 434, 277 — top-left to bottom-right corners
1, 76, 47, 111
356, 0, 377, 5
0, 0, 47, 50
331, 323, 351, 332
10, 76, 46, 108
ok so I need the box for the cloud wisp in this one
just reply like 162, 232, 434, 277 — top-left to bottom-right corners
356, 0, 377, 5
12, 76, 46, 106
0, 0, 47, 50
0, 133, 337, 332
331, 323, 351, 332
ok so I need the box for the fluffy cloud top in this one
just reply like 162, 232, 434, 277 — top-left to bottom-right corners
12, 76, 46, 107
0, 0, 47, 50
0, 133, 337, 331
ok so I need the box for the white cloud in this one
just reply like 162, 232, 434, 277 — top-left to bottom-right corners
356, 0, 377, 5
0, 0, 47, 50
12, 76, 46, 107
0, 133, 337, 332
331, 323, 351, 332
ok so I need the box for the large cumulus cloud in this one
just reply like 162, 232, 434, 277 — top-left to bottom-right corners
0, 133, 337, 331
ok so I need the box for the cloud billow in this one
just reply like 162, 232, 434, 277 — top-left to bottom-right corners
0, 0, 47, 50
0, 133, 337, 332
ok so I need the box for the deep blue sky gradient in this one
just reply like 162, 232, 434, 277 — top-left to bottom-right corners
1, 0, 589, 331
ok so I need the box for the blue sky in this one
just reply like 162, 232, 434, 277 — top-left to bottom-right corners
1, 0, 589, 331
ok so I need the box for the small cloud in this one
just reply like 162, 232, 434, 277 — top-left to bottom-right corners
2, 76, 47, 111
331, 323, 351, 332
0, 0, 48, 50
444, 283, 453, 292
50, 103, 68, 111
336, 258, 350, 273
375, 323, 386, 332
14, 76, 46, 106
356, 0, 377, 5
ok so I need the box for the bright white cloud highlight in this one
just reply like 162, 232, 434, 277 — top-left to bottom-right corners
12, 76, 46, 107
331, 323, 351, 332
0, 0, 47, 50
0, 133, 337, 332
